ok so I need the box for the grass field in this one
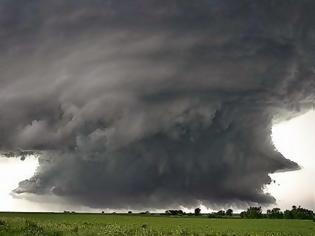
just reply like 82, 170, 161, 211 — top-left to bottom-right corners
0, 213, 314, 236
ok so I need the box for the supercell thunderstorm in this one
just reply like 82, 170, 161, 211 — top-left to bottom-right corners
0, 0, 315, 209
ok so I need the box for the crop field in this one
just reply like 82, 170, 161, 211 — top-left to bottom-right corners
0, 213, 314, 236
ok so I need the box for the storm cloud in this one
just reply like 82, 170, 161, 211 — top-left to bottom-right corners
1, 0, 315, 209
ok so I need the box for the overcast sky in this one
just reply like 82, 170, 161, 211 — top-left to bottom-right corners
0, 0, 314, 211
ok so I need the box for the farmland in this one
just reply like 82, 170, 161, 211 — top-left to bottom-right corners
0, 213, 314, 236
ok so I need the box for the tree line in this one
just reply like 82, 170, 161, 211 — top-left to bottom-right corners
94, 205, 314, 220
162, 205, 314, 220
240, 206, 314, 220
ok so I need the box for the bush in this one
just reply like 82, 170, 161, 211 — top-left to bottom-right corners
0, 219, 6, 226
24, 220, 45, 236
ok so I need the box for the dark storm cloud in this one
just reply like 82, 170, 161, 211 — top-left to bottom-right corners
1, 0, 315, 209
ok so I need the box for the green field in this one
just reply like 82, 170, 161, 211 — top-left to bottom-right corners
0, 213, 314, 236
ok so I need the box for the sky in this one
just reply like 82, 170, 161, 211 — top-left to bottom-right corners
269, 110, 315, 211
0, 1, 315, 212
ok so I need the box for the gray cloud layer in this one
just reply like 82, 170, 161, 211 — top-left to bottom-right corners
1, 0, 315, 209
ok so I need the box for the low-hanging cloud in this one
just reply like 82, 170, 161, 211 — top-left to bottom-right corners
1, 0, 315, 209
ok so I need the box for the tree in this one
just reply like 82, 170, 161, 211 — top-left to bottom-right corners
240, 211, 246, 218
215, 210, 225, 217
165, 210, 185, 216
242, 207, 262, 218
284, 210, 292, 219
140, 211, 150, 215
194, 208, 201, 216
226, 209, 233, 217
290, 206, 313, 219
267, 208, 283, 219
